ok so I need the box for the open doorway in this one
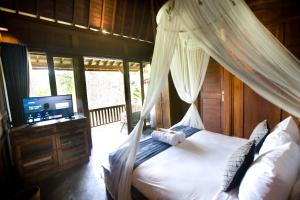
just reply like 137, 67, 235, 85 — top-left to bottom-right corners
84, 57, 128, 165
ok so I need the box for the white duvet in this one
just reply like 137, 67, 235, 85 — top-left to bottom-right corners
132, 130, 248, 200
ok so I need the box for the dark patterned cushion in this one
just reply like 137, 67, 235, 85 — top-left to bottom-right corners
249, 120, 269, 153
222, 140, 255, 192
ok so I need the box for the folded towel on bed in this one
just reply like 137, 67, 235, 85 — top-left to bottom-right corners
151, 130, 185, 146
157, 128, 186, 141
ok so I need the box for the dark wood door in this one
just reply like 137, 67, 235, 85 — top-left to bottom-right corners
200, 59, 224, 133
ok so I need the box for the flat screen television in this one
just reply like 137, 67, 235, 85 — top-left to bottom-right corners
23, 94, 74, 124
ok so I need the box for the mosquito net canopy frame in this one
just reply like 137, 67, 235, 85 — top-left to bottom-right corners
108, 0, 300, 199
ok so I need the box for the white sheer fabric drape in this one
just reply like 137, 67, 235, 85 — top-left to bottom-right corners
174, 0, 300, 117
109, 0, 300, 199
108, 10, 180, 200
170, 35, 209, 129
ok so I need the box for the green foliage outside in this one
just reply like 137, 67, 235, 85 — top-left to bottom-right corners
56, 71, 75, 95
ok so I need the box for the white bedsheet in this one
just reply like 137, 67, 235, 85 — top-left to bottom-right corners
132, 130, 248, 200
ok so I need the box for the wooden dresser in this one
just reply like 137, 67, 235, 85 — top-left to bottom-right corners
10, 115, 90, 181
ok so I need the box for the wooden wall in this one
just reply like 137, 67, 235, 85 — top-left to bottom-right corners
159, 0, 300, 138
233, 0, 300, 138
202, 0, 300, 138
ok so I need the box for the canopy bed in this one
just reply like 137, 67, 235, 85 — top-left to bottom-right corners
103, 0, 300, 199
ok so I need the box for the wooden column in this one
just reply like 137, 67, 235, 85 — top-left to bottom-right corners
72, 56, 92, 152
123, 60, 132, 133
72, 56, 89, 115
140, 62, 145, 103
155, 77, 171, 128
46, 53, 57, 96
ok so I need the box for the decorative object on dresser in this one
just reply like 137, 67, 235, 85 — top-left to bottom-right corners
10, 115, 90, 181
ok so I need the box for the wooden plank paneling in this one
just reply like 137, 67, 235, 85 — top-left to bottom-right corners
0, 0, 163, 42
224, 0, 300, 139
243, 85, 281, 138
102, 0, 116, 32
137, 1, 148, 39
39, 0, 55, 18
73, 0, 89, 26
223, 69, 232, 135
232, 77, 243, 138
201, 60, 223, 133
56, 0, 74, 22
0, 0, 16, 10
18, 0, 36, 14
123, 0, 134, 36
89, 0, 103, 29
285, 20, 300, 49
113, 0, 126, 34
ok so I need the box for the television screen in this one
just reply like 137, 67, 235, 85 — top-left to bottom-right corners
23, 95, 74, 123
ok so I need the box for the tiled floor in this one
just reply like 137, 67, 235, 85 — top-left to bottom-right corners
39, 122, 129, 200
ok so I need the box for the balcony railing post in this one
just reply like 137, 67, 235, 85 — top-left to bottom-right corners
89, 104, 126, 128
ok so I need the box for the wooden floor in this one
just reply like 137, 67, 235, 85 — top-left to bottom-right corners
38, 122, 129, 200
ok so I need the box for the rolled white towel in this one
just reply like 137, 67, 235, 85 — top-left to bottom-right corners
174, 131, 185, 142
151, 130, 184, 146
157, 128, 186, 142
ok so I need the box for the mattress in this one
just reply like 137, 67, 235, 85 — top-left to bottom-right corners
131, 130, 248, 200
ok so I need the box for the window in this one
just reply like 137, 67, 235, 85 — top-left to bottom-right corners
29, 53, 51, 97
53, 57, 77, 112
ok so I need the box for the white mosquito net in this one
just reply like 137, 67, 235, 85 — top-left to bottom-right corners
108, 0, 300, 199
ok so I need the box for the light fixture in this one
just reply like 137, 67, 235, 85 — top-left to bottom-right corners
102, 29, 110, 34
57, 20, 72, 26
0, 7, 16, 13
75, 24, 88, 29
40, 16, 55, 22
18, 11, 37, 18
90, 28, 99, 32
0, 27, 8, 32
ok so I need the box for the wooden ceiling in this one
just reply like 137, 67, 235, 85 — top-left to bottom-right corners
0, 0, 167, 43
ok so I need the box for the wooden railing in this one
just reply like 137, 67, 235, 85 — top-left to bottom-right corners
89, 104, 126, 128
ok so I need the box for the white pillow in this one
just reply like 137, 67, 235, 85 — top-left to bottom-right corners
259, 129, 293, 155
274, 116, 299, 143
239, 142, 300, 200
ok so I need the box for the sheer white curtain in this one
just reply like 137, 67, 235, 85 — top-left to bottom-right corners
108, 8, 180, 200
109, 0, 300, 199
170, 34, 209, 129
174, 0, 300, 117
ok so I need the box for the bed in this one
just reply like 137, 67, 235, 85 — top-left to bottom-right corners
103, 128, 248, 200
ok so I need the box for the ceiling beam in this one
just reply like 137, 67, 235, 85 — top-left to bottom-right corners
111, 0, 117, 33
